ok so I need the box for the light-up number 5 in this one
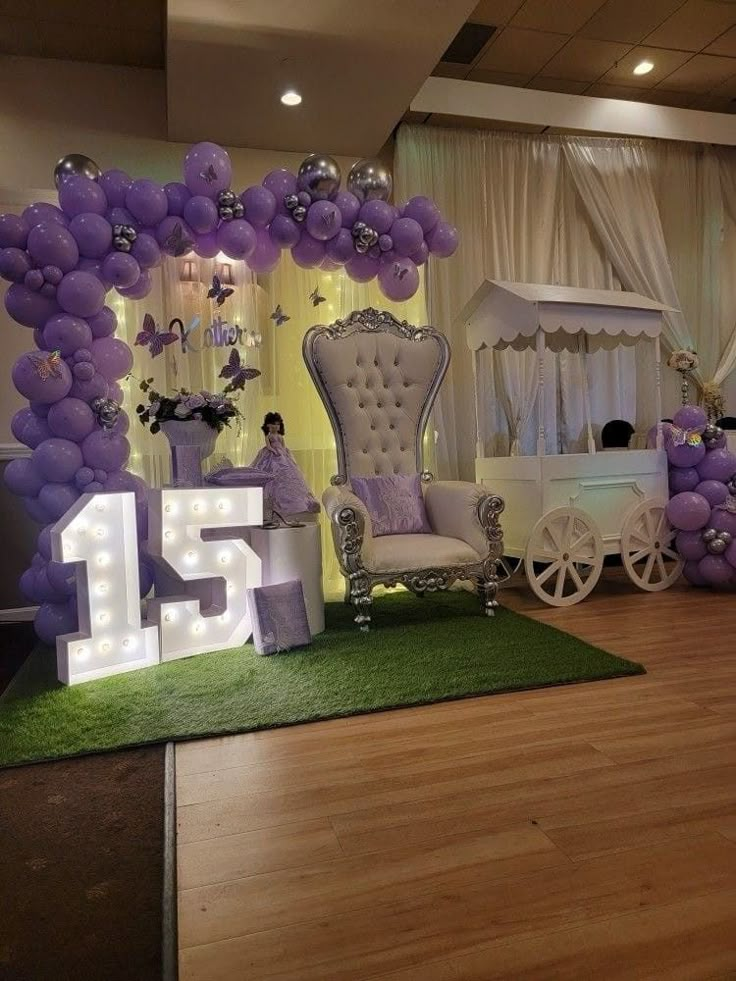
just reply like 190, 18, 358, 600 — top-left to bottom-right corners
147, 487, 262, 661
51, 492, 160, 685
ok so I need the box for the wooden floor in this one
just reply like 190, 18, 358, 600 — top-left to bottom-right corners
175, 573, 736, 981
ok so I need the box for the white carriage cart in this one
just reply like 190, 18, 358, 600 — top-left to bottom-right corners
459, 281, 684, 607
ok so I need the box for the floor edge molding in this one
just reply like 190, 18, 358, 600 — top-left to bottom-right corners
162, 741, 178, 981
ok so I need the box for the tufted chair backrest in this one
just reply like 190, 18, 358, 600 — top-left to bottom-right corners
303, 308, 450, 483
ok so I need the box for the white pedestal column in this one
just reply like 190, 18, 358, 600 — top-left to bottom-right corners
249, 523, 325, 636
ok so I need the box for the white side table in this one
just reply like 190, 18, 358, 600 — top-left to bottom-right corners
249, 521, 325, 636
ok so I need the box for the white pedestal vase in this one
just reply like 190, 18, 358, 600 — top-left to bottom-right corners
160, 419, 218, 487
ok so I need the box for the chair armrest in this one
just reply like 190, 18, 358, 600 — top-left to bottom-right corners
424, 480, 504, 560
322, 484, 374, 571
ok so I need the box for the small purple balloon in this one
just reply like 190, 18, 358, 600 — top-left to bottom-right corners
4, 283, 59, 329
27, 221, 79, 273
12, 351, 72, 403
106, 206, 137, 229
305, 200, 341, 242
334, 191, 360, 228
410, 241, 429, 266
32, 437, 83, 483
88, 306, 117, 339
131, 232, 162, 269
183, 195, 219, 235
34, 601, 77, 644
126, 179, 168, 226
426, 220, 459, 258
194, 231, 219, 258
68, 212, 112, 259
697, 447, 736, 483
102, 251, 140, 288
117, 269, 151, 300
73, 361, 95, 382
99, 169, 132, 208
698, 554, 734, 585
269, 214, 301, 249
666, 439, 706, 469
359, 200, 395, 235
57, 270, 105, 318
402, 195, 440, 233
345, 253, 380, 283
59, 176, 107, 218
666, 491, 711, 531
75, 466, 95, 489
164, 181, 191, 216
291, 233, 326, 269
694, 480, 728, 507
325, 227, 355, 265
108, 381, 124, 403
247, 228, 280, 274
183, 142, 232, 198
390, 217, 424, 258
217, 219, 256, 260
43, 265, 63, 286
0, 247, 32, 283
90, 337, 133, 380
673, 405, 707, 433
675, 529, 708, 561
37, 525, 53, 559
47, 560, 76, 596
241, 185, 277, 227
25, 269, 44, 292
47, 397, 96, 441
263, 169, 297, 202
4, 457, 45, 497
0, 213, 29, 249
669, 466, 700, 493
81, 431, 130, 471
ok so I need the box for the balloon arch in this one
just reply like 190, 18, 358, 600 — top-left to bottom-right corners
0, 142, 458, 643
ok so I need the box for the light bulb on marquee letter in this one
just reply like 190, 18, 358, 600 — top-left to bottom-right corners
147, 487, 263, 661
51, 492, 160, 685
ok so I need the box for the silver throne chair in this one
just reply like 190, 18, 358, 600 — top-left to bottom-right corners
303, 308, 504, 630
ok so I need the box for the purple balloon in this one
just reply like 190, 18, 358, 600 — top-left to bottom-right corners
0, 213, 29, 249
673, 405, 708, 433
57, 270, 105, 318
86, 481, 104, 493
183, 195, 219, 235
72, 361, 95, 382
306, 200, 341, 241
34, 601, 77, 644
156, 216, 195, 257
0, 247, 32, 283
47, 559, 76, 596
32, 438, 84, 482
88, 306, 117, 339
75, 466, 95, 489
378, 255, 419, 301
104, 469, 147, 501
359, 200, 395, 235
4, 458, 45, 497
698, 554, 734, 585
38, 525, 53, 559
106, 206, 137, 228
47, 397, 96, 441
402, 195, 440, 233
102, 251, 140, 288
23, 203, 67, 229
183, 142, 232, 198
12, 351, 72, 403
164, 181, 191, 216
34, 569, 68, 605
38, 482, 80, 520
269, 214, 301, 249
669, 466, 700, 493
346, 253, 380, 282
43, 314, 93, 356
76, 257, 112, 291
69, 372, 108, 402
217, 219, 256, 260
697, 447, 736, 483
675, 529, 708, 561
4, 283, 59, 329
325, 227, 355, 265
99, 169, 132, 208
410, 241, 429, 266
320, 256, 341, 272
20, 568, 39, 602
666, 491, 711, 531
139, 558, 154, 597
694, 479, 729, 507
110, 409, 130, 436
11, 408, 51, 449
81, 431, 130, 471
27, 221, 79, 273
426, 220, 459, 258
666, 439, 706, 469
43, 265, 63, 286
108, 381, 124, 403
334, 191, 360, 228
24, 496, 52, 524
125, 179, 168, 226
709, 508, 736, 537
59, 176, 107, 218
90, 337, 133, 380
247, 228, 280, 273
194, 231, 219, 258
683, 559, 708, 586
241, 185, 277, 227
68, 213, 112, 258
263, 169, 297, 202
390, 217, 424, 258
131, 232, 162, 269
25, 268, 44, 292
291, 233, 326, 269
117, 269, 151, 300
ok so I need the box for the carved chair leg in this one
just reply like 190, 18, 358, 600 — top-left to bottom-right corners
343, 578, 352, 605
477, 571, 499, 617
348, 573, 373, 631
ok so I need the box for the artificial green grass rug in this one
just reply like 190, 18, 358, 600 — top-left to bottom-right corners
0, 591, 644, 767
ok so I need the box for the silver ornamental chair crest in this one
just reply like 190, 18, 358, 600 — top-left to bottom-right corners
303, 308, 504, 631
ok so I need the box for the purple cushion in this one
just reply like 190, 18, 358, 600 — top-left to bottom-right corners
205, 466, 273, 488
350, 473, 431, 537
246, 579, 311, 655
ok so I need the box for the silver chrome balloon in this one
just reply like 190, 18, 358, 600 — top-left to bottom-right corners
702, 528, 718, 542
708, 537, 728, 554
346, 158, 392, 203
91, 397, 121, 431
54, 153, 101, 187
297, 154, 341, 201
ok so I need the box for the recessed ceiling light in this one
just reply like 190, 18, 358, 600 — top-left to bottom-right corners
281, 90, 302, 106
633, 60, 654, 76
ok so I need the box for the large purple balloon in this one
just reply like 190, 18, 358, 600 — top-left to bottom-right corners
77, 257, 112, 291
666, 491, 711, 531
698, 554, 734, 585
697, 447, 736, 483
195, 231, 219, 258
106, 206, 137, 229
183, 142, 232, 198
81, 431, 130, 470
247, 228, 280, 273
11, 408, 51, 449
102, 251, 140, 288
38, 482, 80, 520
34, 601, 77, 645
27, 221, 79, 273
262, 169, 297, 202
126, 179, 168, 226
156, 216, 195, 257
184, 195, 219, 235
99, 169, 132, 208
694, 479, 728, 507
131, 232, 162, 269
669, 466, 700, 493
675, 529, 708, 561
20, 567, 39, 602
4, 458, 45, 497
59, 176, 107, 218
325, 227, 355, 265
164, 181, 191, 216
426, 220, 459, 258
23, 203, 67, 229
346, 253, 379, 282
360, 200, 395, 235
43, 314, 93, 356
291, 233, 326, 269
68, 213, 112, 258
666, 439, 705, 469
269, 214, 301, 249
117, 269, 151, 300
709, 508, 736, 537
0, 213, 29, 249
673, 405, 707, 433
378, 255, 419, 301
306, 200, 342, 241
217, 219, 256, 260
334, 191, 360, 228
241, 185, 276, 227
4, 283, 59, 329
12, 351, 72, 403
683, 559, 708, 586
90, 337, 133, 380
402, 195, 440, 233
24, 496, 52, 524
47, 397, 96, 441
57, 271, 105, 318
390, 217, 424, 258
0, 247, 32, 283
88, 306, 117, 339
32, 437, 83, 482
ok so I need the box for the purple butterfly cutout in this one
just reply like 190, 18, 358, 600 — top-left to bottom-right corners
393, 263, 409, 281
309, 286, 326, 307
207, 273, 235, 307
270, 304, 290, 327
135, 313, 179, 358
164, 221, 194, 257
219, 348, 262, 392
199, 164, 218, 185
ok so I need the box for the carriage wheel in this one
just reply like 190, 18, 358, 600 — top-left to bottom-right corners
497, 555, 524, 586
525, 507, 604, 607
621, 499, 683, 591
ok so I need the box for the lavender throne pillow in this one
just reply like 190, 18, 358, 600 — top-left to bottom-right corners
350, 473, 432, 537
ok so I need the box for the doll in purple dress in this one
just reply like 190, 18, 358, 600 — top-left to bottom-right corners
250, 412, 320, 518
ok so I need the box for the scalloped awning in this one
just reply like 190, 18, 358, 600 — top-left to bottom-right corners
459, 280, 677, 353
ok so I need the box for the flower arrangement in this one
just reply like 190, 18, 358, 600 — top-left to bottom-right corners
667, 349, 699, 373
136, 381, 240, 435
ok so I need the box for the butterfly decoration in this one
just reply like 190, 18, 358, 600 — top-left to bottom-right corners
717, 496, 736, 514
321, 210, 336, 231
29, 350, 62, 381
270, 304, 290, 327
309, 285, 326, 307
668, 425, 702, 448
219, 348, 262, 392
164, 221, 194, 257
135, 313, 179, 358
245, 329, 262, 349
207, 273, 235, 307
199, 164, 218, 185
393, 263, 409, 281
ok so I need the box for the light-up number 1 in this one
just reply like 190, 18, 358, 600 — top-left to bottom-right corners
51, 492, 160, 685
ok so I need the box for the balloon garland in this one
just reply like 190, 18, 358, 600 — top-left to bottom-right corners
0, 142, 458, 644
